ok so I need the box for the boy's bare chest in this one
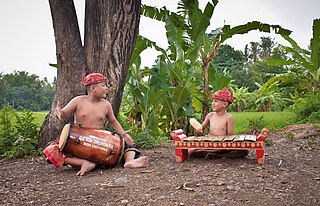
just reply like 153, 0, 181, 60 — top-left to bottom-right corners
76, 104, 107, 120
209, 117, 228, 135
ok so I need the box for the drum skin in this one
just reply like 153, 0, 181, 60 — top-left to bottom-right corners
59, 124, 124, 167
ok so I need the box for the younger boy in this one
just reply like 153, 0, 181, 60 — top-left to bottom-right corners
189, 87, 249, 159
44, 72, 148, 176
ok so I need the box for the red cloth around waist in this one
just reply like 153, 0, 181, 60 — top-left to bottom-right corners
43, 142, 67, 168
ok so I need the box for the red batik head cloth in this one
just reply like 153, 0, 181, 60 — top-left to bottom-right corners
82, 72, 107, 86
211, 87, 233, 103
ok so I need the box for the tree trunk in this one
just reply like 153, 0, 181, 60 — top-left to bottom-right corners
201, 42, 220, 122
202, 60, 209, 121
38, 0, 141, 148
38, 0, 85, 148
84, 0, 141, 115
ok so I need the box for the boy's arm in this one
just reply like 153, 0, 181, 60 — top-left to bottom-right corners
226, 114, 234, 135
201, 113, 211, 131
106, 102, 134, 145
55, 98, 78, 120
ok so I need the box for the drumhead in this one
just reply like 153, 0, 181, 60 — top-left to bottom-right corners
59, 124, 71, 151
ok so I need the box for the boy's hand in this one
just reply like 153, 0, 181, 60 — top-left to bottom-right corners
196, 129, 204, 133
122, 130, 134, 145
54, 101, 62, 120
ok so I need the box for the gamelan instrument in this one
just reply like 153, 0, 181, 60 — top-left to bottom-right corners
170, 128, 270, 164
59, 123, 124, 166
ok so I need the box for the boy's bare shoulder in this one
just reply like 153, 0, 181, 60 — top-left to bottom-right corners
71, 95, 87, 102
97, 98, 112, 109
226, 112, 234, 119
101, 98, 111, 105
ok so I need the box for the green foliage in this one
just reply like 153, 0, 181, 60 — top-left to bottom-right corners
0, 106, 40, 159
0, 71, 55, 111
130, 128, 164, 149
262, 18, 320, 95
134, 0, 291, 135
290, 93, 320, 123
0, 106, 16, 154
250, 87, 291, 112
229, 87, 250, 112
228, 86, 291, 112
0, 73, 7, 107
247, 116, 266, 132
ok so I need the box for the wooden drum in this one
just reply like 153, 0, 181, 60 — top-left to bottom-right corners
59, 124, 124, 167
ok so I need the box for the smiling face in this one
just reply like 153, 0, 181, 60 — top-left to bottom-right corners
211, 98, 228, 112
89, 82, 107, 99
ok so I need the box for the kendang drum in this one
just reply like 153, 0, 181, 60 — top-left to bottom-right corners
59, 123, 124, 167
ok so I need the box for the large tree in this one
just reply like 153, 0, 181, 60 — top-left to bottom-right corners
38, 0, 141, 148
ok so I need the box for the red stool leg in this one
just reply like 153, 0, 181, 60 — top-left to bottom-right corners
175, 148, 189, 163
256, 149, 265, 165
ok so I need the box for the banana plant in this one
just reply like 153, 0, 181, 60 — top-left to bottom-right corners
126, 0, 292, 134
261, 18, 320, 95
142, 0, 291, 118
229, 87, 250, 112
246, 83, 291, 111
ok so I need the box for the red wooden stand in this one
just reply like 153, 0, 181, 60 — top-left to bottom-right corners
170, 128, 270, 165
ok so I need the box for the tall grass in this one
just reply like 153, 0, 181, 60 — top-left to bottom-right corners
33, 111, 296, 134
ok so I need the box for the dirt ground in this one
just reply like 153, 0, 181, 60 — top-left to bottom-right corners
1, 124, 320, 206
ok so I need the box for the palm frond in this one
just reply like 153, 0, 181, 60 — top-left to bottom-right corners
220, 21, 292, 43
164, 13, 185, 68
187, 2, 214, 64
283, 46, 314, 74
141, 4, 188, 30
130, 35, 167, 66
310, 18, 320, 79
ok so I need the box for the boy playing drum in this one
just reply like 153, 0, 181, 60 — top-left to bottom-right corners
44, 72, 148, 176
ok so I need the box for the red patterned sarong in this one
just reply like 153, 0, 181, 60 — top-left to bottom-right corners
43, 142, 68, 168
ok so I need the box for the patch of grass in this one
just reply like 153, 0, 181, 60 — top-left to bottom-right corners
232, 111, 296, 134
31, 111, 48, 125
10, 111, 48, 127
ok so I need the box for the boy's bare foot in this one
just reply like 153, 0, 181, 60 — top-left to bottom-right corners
76, 160, 96, 176
124, 156, 148, 168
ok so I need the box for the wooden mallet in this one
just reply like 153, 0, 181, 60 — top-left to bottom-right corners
189, 118, 202, 131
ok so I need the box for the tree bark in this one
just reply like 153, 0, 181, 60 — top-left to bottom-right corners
84, 0, 141, 115
38, 0, 85, 148
38, 0, 141, 148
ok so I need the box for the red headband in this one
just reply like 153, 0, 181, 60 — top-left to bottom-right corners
82, 72, 107, 86
211, 88, 233, 103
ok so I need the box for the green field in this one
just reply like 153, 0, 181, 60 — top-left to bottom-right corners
32, 111, 296, 134
32, 111, 49, 125
232, 111, 296, 134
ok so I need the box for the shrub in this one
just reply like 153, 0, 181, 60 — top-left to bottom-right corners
247, 116, 266, 133
291, 93, 320, 124
0, 106, 16, 155
0, 106, 40, 158
131, 128, 163, 149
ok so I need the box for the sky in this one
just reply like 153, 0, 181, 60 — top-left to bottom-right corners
0, 0, 319, 83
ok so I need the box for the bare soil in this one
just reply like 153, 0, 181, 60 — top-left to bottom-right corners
1, 124, 320, 206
